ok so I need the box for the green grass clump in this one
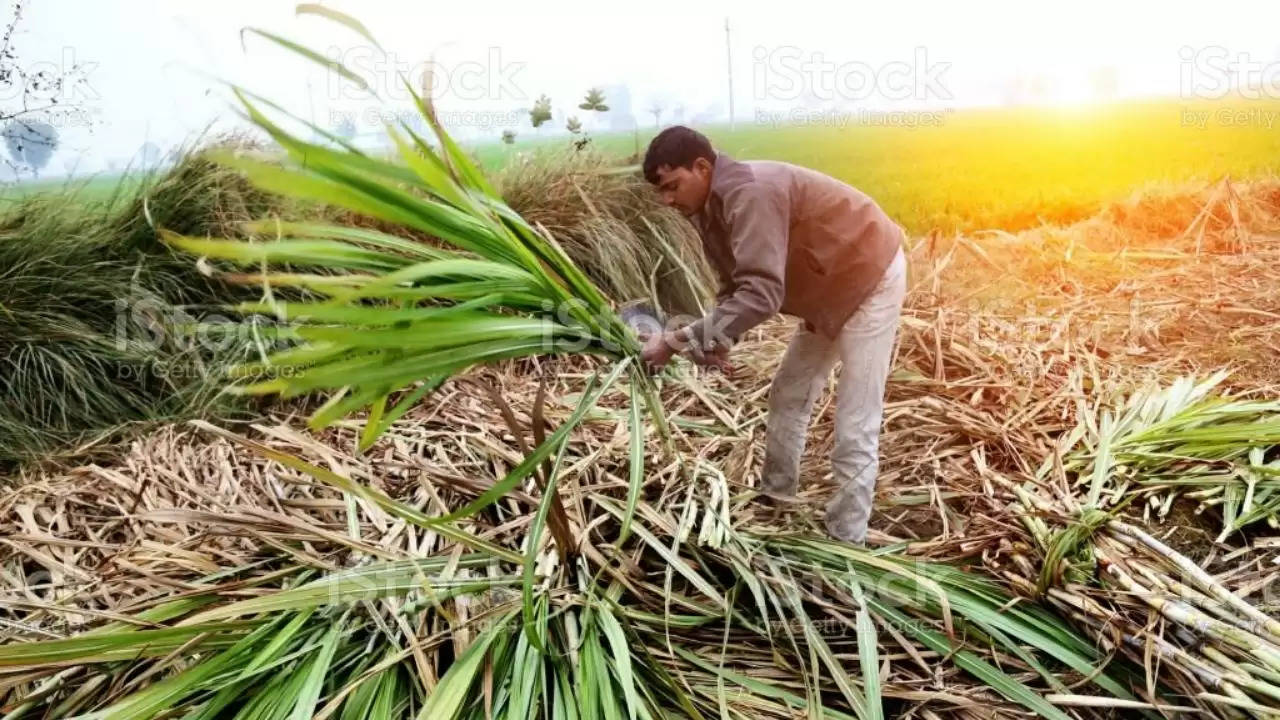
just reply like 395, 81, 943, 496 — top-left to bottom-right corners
0, 145, 312, 470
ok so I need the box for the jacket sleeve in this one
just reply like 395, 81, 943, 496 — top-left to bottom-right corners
683, 181, 788, 350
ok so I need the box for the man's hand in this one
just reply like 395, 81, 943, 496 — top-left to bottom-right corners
641, 332, 676, 372
688, 341, 733, 375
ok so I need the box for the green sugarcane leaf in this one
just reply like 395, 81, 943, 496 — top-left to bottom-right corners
387, 122, 472, 210
205, 151, 429, 231
234, 294, 503, 327
359, 392, 389, 451
848, 576, 883, 720
230, 85, 368, 155
240, 609, 315, 677
240, 220, 452, 260
0, 622, 257, 668
776, 569, 872, 720
870, 599, 1076, 720
370, 376, 446, 438
402, 77, 499, 198
161, 234, 411, 271
596, 604, 641, 720
418, 611, 517, 720
675, 647, 858, 720
523, 477, 558, 653
290, 622, 342, 720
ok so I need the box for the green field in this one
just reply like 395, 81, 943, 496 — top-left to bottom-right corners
0, 173, 140, 206
482, 98, 1280, 235
13, 98, 1280, 236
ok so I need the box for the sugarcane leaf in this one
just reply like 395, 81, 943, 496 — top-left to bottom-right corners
290, 622, 342, 720
401, 76, 498, 198
618, 380, 645, 545
523, 465, 562, 653
240, 220, 450, 260
417, 610, 516, 720
359, 392, 389, 451
870, 599, 1076, 720
596, 604, 641, 720
0, 622, 257, 668
295, 3, 384, 51
848, 576, 883, 720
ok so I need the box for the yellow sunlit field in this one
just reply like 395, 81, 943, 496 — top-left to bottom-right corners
491, 97, 1280, 235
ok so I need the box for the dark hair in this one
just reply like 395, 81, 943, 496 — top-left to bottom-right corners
642, 126, 714, 184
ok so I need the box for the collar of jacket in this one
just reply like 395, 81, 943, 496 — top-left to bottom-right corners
694, 152, 745, 232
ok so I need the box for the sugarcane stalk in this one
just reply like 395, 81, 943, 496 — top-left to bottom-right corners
1096, 545, 1280, 675
1195, 693, 1280, 719
1116, 546, 1256, 630
1239, 663, 1280, 687
1108, 519, 1280, 642
1146, 566, 1278, 643
1115, 629, 1255, 703
1007, 481, 1052, 547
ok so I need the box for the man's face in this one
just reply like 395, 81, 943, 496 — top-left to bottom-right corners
652, 158, 713, 217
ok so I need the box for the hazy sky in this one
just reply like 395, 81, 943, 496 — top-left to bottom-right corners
21, 0, 1280, 177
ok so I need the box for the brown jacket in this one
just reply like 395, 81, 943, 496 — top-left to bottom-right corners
684, 153, 903, 347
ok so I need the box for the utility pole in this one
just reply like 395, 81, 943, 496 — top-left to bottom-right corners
724, 17, 734, 130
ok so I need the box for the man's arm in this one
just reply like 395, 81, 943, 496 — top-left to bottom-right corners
681, 181, 789, 351
711, 255, 735, 305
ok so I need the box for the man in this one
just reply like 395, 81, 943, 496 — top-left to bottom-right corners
639, 126, 906, 545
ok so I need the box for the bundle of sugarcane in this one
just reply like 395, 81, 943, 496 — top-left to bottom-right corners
997, 373, 1280, 718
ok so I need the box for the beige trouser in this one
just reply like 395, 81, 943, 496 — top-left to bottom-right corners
760, 247, 907, 543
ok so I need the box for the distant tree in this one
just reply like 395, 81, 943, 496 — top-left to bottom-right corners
501, 129, 516, 145
2, 119, 56, 177
529, 94, 552, 129
565, 116, 582, 134
0, 1, 97, 178
578, 88, 609, 113
576, 88, 610, 134
647, 100, 664, 128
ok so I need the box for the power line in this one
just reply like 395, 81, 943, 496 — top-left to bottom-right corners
725, 17, 735, 130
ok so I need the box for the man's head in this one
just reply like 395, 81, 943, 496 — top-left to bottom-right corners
643, 125, 715, 217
